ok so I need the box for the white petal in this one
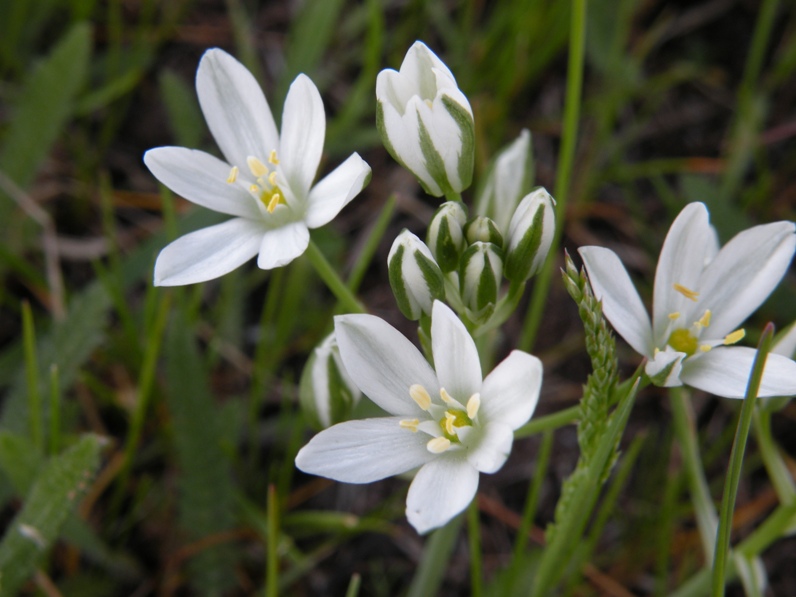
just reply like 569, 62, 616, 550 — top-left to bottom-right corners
431, 301, 481, 402
774, 322, 796, 358
680, 347, 796, 398
698, 221, 796, 338
645, 348, 686, 387
579, 246, 653, 356
305, 153, 371, 229
196, 48, 278, 169
406, 455, 478, 534
256, 221, 310, 269
652, 203, 712, 343
463, 422, 514, 473
478, 351, 542, 429
417, 95, 467, 191
334, 313, 438, 415
279, 74, 325, 200
295, 418, 433, 483
154, 218, 264, 286
144, 147, 261, 219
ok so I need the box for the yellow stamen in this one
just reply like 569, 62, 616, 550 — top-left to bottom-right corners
266, 192, 282, 214
409, 384, 432, 410
268, 150, 280, 165
268, 171, 278, 186
444, 412, 457, 435
699, 344, 712, 353
673, 283, 699, 301
249, 184, 260, 194
226, 166, 239, 184
696, 310, 712, 329
424, 99, 433, 108
466, 394, 481, 419
668, 312, 681, 320
247, 156, 269, 177
439, 388, 455, 405
427, 437, 451, 454
399, 419, 419, 432
723, 329, 746, 346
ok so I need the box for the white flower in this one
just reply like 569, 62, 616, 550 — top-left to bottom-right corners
376, 41, 474, 197
295, 301, 542, 533
579, 202, 796, 398
145, 48, 371, 286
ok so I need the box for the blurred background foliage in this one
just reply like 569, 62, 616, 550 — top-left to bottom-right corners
0, 0, 795, 595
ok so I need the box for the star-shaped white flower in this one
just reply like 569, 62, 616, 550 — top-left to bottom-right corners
579, 202, 796, 398
145, 48, 371, 286
295, 300, 542, 533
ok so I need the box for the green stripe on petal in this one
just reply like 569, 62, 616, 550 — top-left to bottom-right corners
442, 95, 474, 192
416, 107, 454, 197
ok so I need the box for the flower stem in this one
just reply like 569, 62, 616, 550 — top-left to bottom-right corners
305, 239, 367, 313
468, 499, 483, 597
406, 514, 463, 597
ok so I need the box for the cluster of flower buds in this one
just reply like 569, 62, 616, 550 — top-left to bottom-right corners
388, 187, 555, 325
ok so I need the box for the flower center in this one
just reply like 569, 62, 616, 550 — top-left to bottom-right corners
667, 328, 698, 356
403, 384, 481, 454
665, 286, 747, 355
227, 151, 286, 214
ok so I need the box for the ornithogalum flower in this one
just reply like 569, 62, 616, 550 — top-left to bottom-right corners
579, 202, 796, 398
376, 41, 474, 197
145, 48, 371, 285
295, 301, 542, 533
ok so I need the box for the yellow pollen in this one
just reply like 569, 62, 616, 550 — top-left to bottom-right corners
673, 283, 699, 301
427, 437, 451, 454
696, 310, 712, 329
723, 329, 746, 346
699, 344, 712, 353
399, 419, 419, 432
439, 388, 455, 405
226, 166, 239, 183
668, 312, 681, 320
249, 184, 260, 194
268, 150, 280, 165
668, 328, 698, 356
466, 394, 481, 419
266, 193, 282, 214
444, 412, 457, 435
247, 156, 269, 177
268, 171, 278, 186
409, 384, 432, 410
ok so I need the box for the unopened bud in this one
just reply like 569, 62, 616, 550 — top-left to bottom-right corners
459, 242, 503, 324
505, 188, 555, 282
427, 202, 467, 273
464, 216, 503, 247
388, 230, 445, 320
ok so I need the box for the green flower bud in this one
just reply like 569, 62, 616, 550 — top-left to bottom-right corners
505, 188, 555, 283
459, 241, 503, 324
299, 333, 362, 430
475, 129, 533, 232
427, 201, 467, 273
464, 216, 504, 247
388, 230, 445, 320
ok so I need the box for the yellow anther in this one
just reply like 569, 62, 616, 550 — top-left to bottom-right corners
249, 184, 260, 194
696, 310, 712, 329
267, 193, 281, 213
247, 156, 269, 177
699, 344, 712, 353
226, 166, 239, 184
466, 394, 481, 419
444, 412, 457, 435
268, 171, 278, 186
723, 329, 746, 346
427, 437, 451, 454
439, 388, 456, 405
668, 312, 681, 321
409, 384, 432, 410
673, 283, 699, 301
424, 99, 433, 108
399, 419, 419, 432
268, 150, 280, 165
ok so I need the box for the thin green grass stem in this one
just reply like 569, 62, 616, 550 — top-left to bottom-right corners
305, 239, 366, 314
344, 574, 362, 597
753, 408, 796, 505
513, 429, 553, 558
48, 364, 60, 455
347, 195, 396, 293
514, 405, 579, 438
266, 484, 279, 597
712, 324, 774, 597
518, 0, 586, 353
22, 301, 43, 453
406, 514, 463, 597
467, 499, 483, 597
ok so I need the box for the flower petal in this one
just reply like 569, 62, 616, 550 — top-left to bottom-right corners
334, 313, 438, 416
305, 153, 371, 228
279, 74, 325, 200
406, 455, 478, 534
144, 147, 261, 219
154, 218, 264, 286
463, 422, 513, 474
579, 246, 653, 356
295, 417, 433, 483
774, 322, 796, 358
698, 221, 796, 338
478, 350, 542, 429
652, 202, 712, 343
680, 347, 796, 398
431, 301, 482, 402
196, 48, 279, 169
256, 221, 310, 270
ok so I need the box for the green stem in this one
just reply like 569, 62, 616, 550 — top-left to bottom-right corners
266, 484, 279, 597
406, 514, 463, 597
444, 191, 463, 203
518, 0, 586, 353
467, 499, 483, 597
21, 301, 43, 454
513, 429, 553, 558
712, 324, 773, 597
514, 405, 579, 438
305, 238, 366, 314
